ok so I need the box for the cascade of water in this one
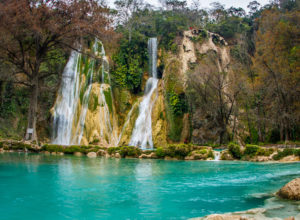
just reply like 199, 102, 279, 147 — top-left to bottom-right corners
213, 151, 221, 161
52, 40, 112, 145
98, 45, 118, 146
129, 38, 159, 150
52, 51, 81, 145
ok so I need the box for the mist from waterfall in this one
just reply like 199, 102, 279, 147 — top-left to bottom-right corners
129, 38, 158, 150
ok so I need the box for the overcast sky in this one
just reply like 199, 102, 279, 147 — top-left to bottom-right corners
107, 0, 271, 11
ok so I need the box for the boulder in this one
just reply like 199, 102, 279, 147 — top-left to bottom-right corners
57, 152, 64, 156
115, 153, 121, 158
139, 152, 157, 159
97, 149, 106, 156
277, 178, 300, 200
87, 152, 97, 158
51, 152, 57, 155
220, 151, 233, 160
0, 148, 3, 153
44, 151, 50, 155
74, 152, 83, 156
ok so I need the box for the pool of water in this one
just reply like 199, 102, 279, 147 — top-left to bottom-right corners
0, 153, 299, 219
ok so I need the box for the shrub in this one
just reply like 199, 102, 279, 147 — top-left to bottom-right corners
43, 144, 64, 153
207, 150, 215, 159
272, 148, 295, 160
244, 145, 260, 157
156, 147, 165, 158
228, 142, 242, 159
119, 146, 141, 158
107, 147, 120, 155
256, 148, 274, 156
294, 149, 300, 157
11, 142, 32, 150
64, 145, 85, 154
164, 144, 192, 158
198, 149, 207, 155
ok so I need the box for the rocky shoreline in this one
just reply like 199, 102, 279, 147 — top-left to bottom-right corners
0, 139, 299, 162
191, 178, 300, 220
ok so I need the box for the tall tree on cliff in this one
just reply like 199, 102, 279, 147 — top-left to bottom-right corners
0, 0, 113, 142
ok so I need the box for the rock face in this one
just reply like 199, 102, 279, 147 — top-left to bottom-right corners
277, 178, 300, 200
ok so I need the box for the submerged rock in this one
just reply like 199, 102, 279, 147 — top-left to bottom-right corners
74, 152, 83, 156
277, 178, 300, 200
114, 152, 121, 158
139, 152, 157, 159
87, 152, 97, 158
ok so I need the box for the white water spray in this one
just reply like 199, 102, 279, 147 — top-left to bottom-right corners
213, 151, 221, 161
52, 51, 81, 145
52, 40, 114, 145
129, 38, 159, 150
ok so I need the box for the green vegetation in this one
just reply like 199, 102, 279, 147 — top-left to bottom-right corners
42, 144, 103, 154
0, 0, 299, 147
228, 143, 242, 159
272, 148, 300, 160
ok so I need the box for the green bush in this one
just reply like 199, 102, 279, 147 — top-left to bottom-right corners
272, 148, 297, 160
256, 148, 274, 156
164, 144, 192, 158
42, 144, 64, 153
244, 145, 260, 157
11, 142, 32, 150
64, 145, 85, 154
207, 150, 215, 159
228, 143, 242, 159
119, 146, 141, 158
156, 147, 165, 158
294, 149, 300, 157
107, 147, 120, 155
198, 149, 207, 155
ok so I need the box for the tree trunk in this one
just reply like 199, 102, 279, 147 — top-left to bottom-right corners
25, 77, 38, 142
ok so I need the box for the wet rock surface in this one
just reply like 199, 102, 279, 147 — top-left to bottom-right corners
277, 178, 300, 200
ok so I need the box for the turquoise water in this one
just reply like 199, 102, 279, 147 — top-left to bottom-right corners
0, 153, 299, 220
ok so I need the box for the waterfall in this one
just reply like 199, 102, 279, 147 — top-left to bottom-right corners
213, 151, 221, 161
52, 40, 113, 145
52, 51, 81, 145
98, 48, 118, 146
129, 38, 159, 150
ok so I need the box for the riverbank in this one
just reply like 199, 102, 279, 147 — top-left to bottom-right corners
0, 139, 299, 162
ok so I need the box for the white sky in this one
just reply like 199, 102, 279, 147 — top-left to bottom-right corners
107, 0, 272, 11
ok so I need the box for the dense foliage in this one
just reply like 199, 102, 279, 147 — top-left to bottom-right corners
0, 0, 299, 145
